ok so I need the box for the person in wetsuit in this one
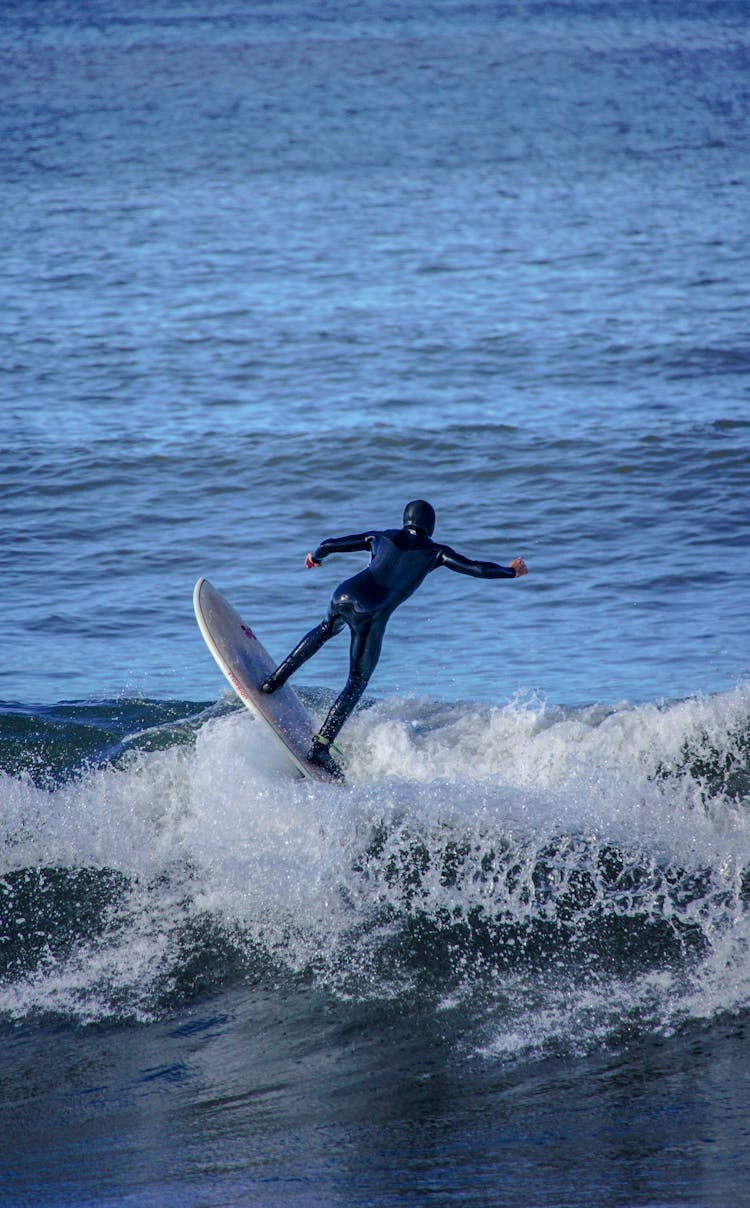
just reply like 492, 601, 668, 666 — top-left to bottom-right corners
261, 500, 528, 776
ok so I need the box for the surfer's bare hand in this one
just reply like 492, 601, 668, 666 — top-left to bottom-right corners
305, 553, 321, 569
510, 557, 528, 577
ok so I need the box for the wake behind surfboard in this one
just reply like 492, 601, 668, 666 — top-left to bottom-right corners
193, 578, 342, 784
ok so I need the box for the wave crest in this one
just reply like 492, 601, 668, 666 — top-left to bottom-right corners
0, 688, 748, 1052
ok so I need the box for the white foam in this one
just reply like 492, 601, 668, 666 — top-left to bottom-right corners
0, 687, 748, 1039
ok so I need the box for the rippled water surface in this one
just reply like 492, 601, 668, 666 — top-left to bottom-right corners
2, 1, 750, 1204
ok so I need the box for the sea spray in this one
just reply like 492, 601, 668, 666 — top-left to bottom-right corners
0, 688, 748, 1050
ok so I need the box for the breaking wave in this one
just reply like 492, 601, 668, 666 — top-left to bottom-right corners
1, 686, 749, 1059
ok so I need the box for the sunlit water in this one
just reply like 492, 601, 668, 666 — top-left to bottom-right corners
2, 1, 750, 1204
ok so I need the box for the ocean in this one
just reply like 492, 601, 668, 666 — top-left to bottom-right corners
2, 0, 750, 1203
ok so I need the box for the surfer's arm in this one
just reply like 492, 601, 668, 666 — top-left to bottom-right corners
307, 532, 375, 567
438, 546, 527, 579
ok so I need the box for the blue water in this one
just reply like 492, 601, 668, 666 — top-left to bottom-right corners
2, 1, 750, 1204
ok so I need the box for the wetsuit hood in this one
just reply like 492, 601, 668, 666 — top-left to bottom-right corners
403, 499, 436, 536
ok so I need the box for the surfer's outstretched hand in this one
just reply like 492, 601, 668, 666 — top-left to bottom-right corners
305, 552, 321, 569
509, 557, 528, 577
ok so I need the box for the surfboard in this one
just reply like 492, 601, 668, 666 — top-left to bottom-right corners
193, 577, 342, 783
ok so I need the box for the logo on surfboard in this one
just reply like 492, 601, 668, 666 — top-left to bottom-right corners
241, 624, 256, 641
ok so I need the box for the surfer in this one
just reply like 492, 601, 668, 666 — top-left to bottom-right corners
261, 500, 528, 776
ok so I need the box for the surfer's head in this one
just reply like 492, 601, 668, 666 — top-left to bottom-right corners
403, 499, 435, 536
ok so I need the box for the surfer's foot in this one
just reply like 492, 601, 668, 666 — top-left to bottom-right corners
260, 674, 281, 695
308, 735, 345, 782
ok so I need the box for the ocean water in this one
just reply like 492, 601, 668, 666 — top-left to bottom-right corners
2, 1, 750, 1204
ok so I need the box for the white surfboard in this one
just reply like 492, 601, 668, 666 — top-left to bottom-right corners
193, 577, 342, 783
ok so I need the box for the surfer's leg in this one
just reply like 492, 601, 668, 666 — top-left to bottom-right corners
261, 612, 345, 694
312, 618, 385, 750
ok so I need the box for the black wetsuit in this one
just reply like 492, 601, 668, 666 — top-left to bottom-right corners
264, 524, 518, 751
